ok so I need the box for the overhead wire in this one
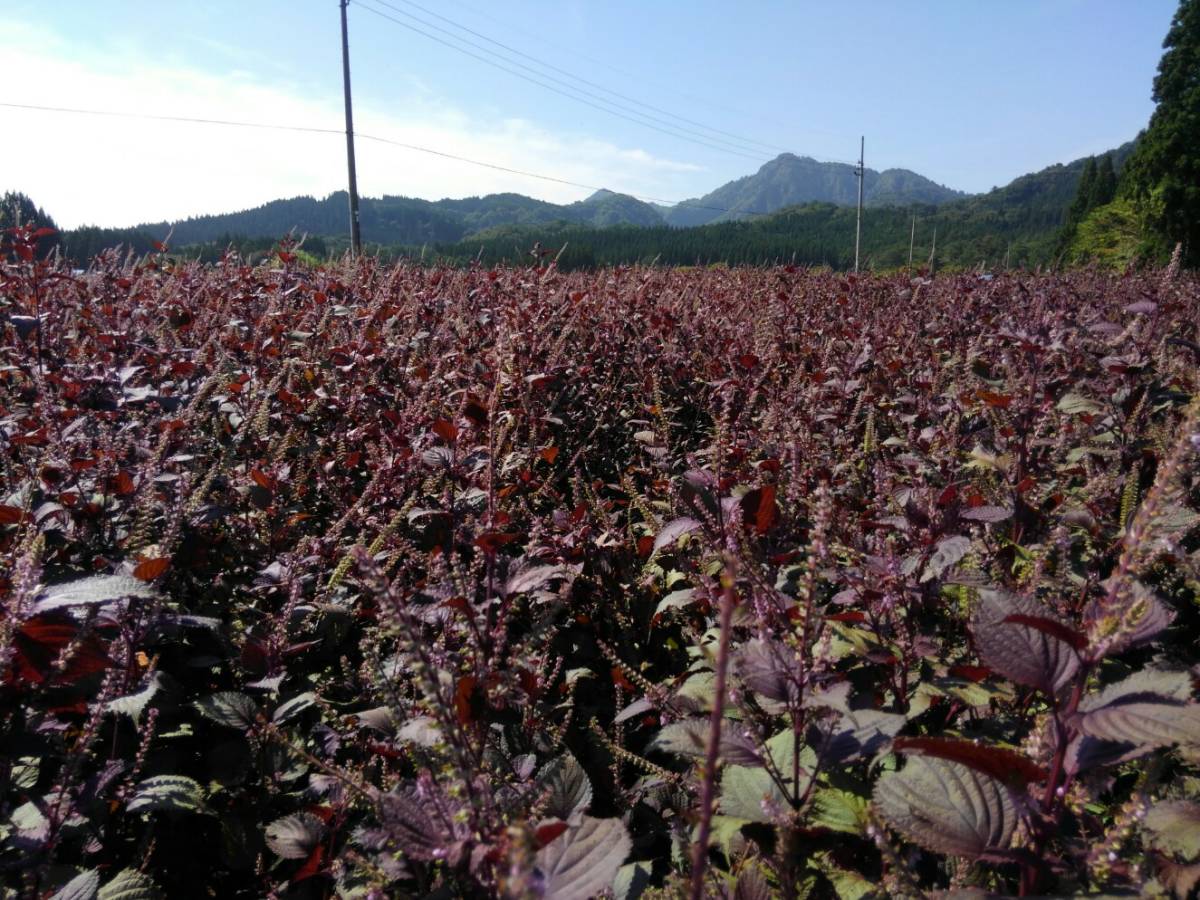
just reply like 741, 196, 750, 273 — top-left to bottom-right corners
436, 0, 860, 148
0, 100, 796, 219
371, 0, 791, 158
351, 0, 773, 163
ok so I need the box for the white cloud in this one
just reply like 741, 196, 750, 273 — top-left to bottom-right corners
0, 18, 706, 229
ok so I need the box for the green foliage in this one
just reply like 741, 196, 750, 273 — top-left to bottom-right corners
1121, 0, 1200, 264
1068, 196, 1152, 267
0, 191, 59, 258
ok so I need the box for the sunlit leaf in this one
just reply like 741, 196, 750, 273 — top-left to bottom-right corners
874, 756, 1017, 859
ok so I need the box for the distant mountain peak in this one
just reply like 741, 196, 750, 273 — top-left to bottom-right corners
661, 154, 967, 227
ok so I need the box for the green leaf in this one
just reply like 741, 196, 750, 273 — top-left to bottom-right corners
1057, 392, 1103, 415
813, 708, 905, 765
195, 692, 259, 729
35, 574, 158, 613
97, 869, 161, 900
127, 775, 208, 815
107, 673, 166, 726
272, 692, 317, 724
1144, 800, 1200, 859
765, 726, 817, 779
874, 756, 1017, 859
719, 765, 785, 823
395, 715, 442, 747
1079, 669, 1196, 711
537, 754, 593, 825
535, 816, 631, 900
810, 788, 869, 835
1078, 700, 1200, 747
706, 815, 750, 858
49, 870, 100, 900
654, 588, 696, 616
923, 535, 971, 582
731, 862, 774, 900
265, 812, 326, 860
651, 718, 761, 767
612, 860, 653, 900
653, 517, 701, 553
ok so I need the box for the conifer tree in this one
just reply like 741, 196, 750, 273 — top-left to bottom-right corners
1122, 0, 1200, 263
1090, 154, 1117, 209
1066, 158, 1098, 228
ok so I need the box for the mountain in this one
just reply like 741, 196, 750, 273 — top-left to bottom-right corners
660, 153, 967, 227
51, 144, 1132, 267
105, 188, 665, 252
415, 142, 1139, 271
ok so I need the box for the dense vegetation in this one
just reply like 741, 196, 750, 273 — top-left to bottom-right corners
1120, 0, 1200, 265
45, 141, 1135, 274
0, 193, 59, 260
418, 143, 1134, 272
2, 221, 1199, 898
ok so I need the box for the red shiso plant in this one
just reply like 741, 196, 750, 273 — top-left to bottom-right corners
1, 224, 1199, 897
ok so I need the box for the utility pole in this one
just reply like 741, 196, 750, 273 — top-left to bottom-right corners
853, 136, 864, 273
908, 214, 916, 269
340, 0, 363, 255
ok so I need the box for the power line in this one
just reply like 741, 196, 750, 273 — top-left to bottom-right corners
372, 0, 789, 158
438, 0, 859, 148
0, 100, 779, 218
352, 0, 773, 164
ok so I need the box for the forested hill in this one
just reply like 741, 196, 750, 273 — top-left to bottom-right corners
117, 189, 667, 248
422, 142, 1138, 271
55, 154, 970, 258
660, 153, 967, 227
48, 141, 1133, 268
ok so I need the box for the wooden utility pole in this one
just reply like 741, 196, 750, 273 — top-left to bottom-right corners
908, 214, 916, 268
928, 225, 937, 273
854, 136, 864, 273
340, 0, 363, 255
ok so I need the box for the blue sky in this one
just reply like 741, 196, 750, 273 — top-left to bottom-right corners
0, 0, 1178, 228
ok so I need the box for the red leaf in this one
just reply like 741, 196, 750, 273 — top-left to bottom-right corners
739, 485, 778, 535
636, 535, 655, 557
737, 353, 760, 370
250, 468, 276, 490
475, 532, 519, 553
133, 557, 171, 581
464, 399, 488, 427
113, 471, 136, 496
455, 675, 479, 726
432, 419, 458, 442
9, 615, 111, 686
611, 667, 636, 691
976, 389, 1013, 409
540, 446, 560, 464
936, 485, 958, 507
292, 843, 326, 883
892, 736, 1046, 786
0, 505, 24, 524
535, 821, 569, 848
827, 611, 867, 623
1001, 614, 1088, 651
949, 664, 993, 683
